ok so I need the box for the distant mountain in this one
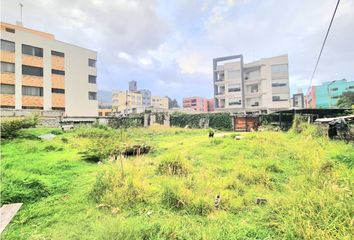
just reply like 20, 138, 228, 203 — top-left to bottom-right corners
97, 90, 112, 103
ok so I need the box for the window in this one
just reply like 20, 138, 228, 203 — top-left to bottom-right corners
51, 50, 65, 57
88, 92, 97, 100
271, 64, 288, 73
52, 107, 65, 111
22, 86, 43, 96
88, 58, 96, 67
22, 44, 43, 57
22, 106, 43, 110
1, 84, 15, 94
1, 39, 15, 52
52, 88, 65, 94
5, 28, 15, 33
1, 62, 15, 73
272, 78, 288, 87
331, 96, 339, 99
348, 86, 354, 89
88, 75, 96, 84
22, 65, 43, 76
272, 94, 289, 102
229, 98, 241, 106
228, 70, 241, 80
331, 88, 338, 91
228, 84, 241, 92
248, 84, 258, 93
1, 105, 15, 109
52, 69, 65, 75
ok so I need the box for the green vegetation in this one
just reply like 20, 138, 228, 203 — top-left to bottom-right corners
337, 91, 354, 109
1, 115, 39, 139
171, 112, 233, 130
1, 124, 353, 239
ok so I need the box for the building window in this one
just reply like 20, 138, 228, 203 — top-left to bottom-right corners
272, 94, 289, 102
51, 50, 65, 57
22, 65, 43, 76
5, 28, 15, 33
1, 105, 15, 109
22, 86, 43, 96
229, 98, 242, 106
228, 84, 241, 92
22, 44, 43, 57
1, 84, 15, 94
348, 86, 354, 89
52, 107, 65, 111
88, 58, 96, 67
88, 75, 96, 84
331, 96, 339, 99
331, 88, 338, 91
52, 69, 65, 75
1, 62, 15, 73
52, 88, 65, 94
1, 39, 15, 52
272, 78, 288, 87
248, 84, 258, 93
88, 92, 97, 100
22, 106, 43, 110
271, 64, 288, 73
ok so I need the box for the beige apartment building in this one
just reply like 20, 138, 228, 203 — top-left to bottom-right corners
152, 96, 169, 109
213, 54, 290, 113
112, 90, 169, 114
0, 22, 98, 116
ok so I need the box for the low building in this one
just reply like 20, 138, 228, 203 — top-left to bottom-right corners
306, 79, 354, 108
152, 96, 169, 110
207, 98, 215, 112
0, 22, 98, 116
112, 90, 143, 114
183, 97, 208, 112
213, 54, 290, 113
98, 108, 112, 116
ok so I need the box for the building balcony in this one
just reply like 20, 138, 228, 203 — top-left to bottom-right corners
245, 91, 262, 97
244, 78, 262, 85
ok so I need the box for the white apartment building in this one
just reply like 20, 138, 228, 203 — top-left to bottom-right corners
0, 22, 98, 116
213, 54, 290, 113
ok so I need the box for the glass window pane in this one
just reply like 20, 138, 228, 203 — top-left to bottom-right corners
22, 65, 43, 76
1, 62, 15, 73
22, 86, 43, 96
1, 84, 15, 94
0, 40, 15, 52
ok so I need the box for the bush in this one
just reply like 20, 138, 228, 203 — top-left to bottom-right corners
50, 129, 62, 135
75, 126, 114, 138
1, 115, 39, 139
161, 183, 186, 210
170, 113, 233, 130
108, 116, 144, 129
157, 153, 190, 176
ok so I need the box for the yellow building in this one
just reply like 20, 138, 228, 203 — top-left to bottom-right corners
152, 96, 169, 110
112, 90, 143, 114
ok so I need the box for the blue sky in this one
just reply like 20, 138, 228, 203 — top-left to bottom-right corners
2, 0, 354, 104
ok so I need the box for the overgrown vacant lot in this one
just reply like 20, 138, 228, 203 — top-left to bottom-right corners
1, 125, 353, 239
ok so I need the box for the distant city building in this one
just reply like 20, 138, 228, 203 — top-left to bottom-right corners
140, 89, 151, 107
112, 90, 144, 114
129, 80, 137, 92
306, 79, 354, 108
183, 97, 208, 112
98, 108, 112, 116
182, 97, 214, 112
213, 54, 290, 113
292, 93, 305, 108
152, 96, 169, 110
0, 22, 98, 116
207, 98, 215, 112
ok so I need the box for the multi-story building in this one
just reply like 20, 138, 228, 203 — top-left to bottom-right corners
183, 97, 208, 112
207, 98, 215, 112
140, 89, 151, 107
292, 93, 305, 108
151, 96, 169, 110
213, 54, 290, 113
112, 90, 143, 114
0, 22, 98, 116
306, 79, 354, 108
129, 80, 137, 92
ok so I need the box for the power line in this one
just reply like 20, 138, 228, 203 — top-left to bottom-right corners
309, 0, 340, 87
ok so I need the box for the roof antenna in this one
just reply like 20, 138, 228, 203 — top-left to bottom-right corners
17, 3, 23, 26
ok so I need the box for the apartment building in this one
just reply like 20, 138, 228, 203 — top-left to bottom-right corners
182, 97, 214, 112
306, 79, 354, 108
129, 80, 137, 92
183, 97, 208, 112
152, 96, 169, 110
0, 22, 98, 116
213, 54, 290, 113
112, 90, 143, 114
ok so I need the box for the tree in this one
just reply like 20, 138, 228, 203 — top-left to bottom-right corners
337, 91, 354, 109
168, 97, 180, 109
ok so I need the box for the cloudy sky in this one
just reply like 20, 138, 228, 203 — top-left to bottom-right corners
1, 0, 353, 103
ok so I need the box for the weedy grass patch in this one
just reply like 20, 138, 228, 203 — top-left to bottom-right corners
1, 124, 353, 240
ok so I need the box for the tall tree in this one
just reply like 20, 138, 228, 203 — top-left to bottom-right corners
337, 91, 354, 109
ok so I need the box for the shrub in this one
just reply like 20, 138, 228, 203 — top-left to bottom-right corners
108, 116, 144, 129
75, 126, 114, 138
50, 129, 62, 135
161, 184, 186, 210
1, 115, 39, 139
188, 197, 213, 216
157, 153, 190, 176
170, 113, 233, 130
